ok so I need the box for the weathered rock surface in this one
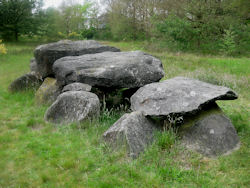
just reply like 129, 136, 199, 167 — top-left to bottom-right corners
35, 77, 61, 105
45, 91, 100, 124
34, 40, 120, 77
103, 111, 160, 158
30, 58, 38, 74
62, 83, 91, 92
179, 103, 240, 157
131, 77, 237, 116
53, 51, 165, 88
9, 73, 42, 92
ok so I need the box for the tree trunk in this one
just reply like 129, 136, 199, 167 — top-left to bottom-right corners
14, 29, 18, 41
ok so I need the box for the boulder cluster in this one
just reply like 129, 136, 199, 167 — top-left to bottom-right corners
9, 40, 240, 158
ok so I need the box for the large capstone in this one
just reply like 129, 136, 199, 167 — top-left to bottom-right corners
9, 73, 42, 92
34, 40, 120, 77
179, 103, 240, 157
45, 91, 100, 124
131, 77, 237, 116
53, 51, 165, 88
103, 111, 161, 158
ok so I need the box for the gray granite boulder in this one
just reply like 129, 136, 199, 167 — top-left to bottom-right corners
53, 51, 165, 88
35, 77, 61, 105
131, 77, 237, 116
179, 103, 240, 157
103, 111, 160, 158
9, 73, 42, 92
45, 91, 100, 124
62, 83, 92, 93
34, 40, 120, 78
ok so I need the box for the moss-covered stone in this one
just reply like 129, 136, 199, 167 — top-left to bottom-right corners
9, 73, 42, 93
35, 77, 61, 105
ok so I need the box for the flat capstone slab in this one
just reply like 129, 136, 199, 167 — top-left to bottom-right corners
53, 51, 165, 89
131, 77, 238, 116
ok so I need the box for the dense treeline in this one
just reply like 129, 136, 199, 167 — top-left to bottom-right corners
105, 0, 250, 54
0, 0, 249, 55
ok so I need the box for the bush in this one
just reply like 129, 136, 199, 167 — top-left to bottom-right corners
0, 40, 7, 54
81, 27, 97, 39
58, 32, 82, 40
94, 27, 113, 40
156, 15, 197, 50
68, 32, 81, 40
220, 28, 237, 55
232, 23, 250, 56
154, 13, 250, 56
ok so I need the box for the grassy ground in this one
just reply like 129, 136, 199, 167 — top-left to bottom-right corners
0, 41, 249, 187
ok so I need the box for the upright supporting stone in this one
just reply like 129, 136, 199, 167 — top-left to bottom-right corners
45, 91, 100, 124
103, 111, 161, 158
179, 103, 240, 157
35, 77, 61, 105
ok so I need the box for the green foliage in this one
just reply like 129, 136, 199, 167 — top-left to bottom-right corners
0, 0, 43, 41
0, 40, 7, 54
1, 0, 249, 54
156, 129, 177, 150
104, 0, 250, 55
39, 1, 99, 42
35, 7, 62, 41
94, 27, 114, 40
59, 2, 92, 34
221, 28, 237, 55
153, 0, 250, 54
81, 27, 97, 39
156, 15, 197, 50
58, 32, 82, 40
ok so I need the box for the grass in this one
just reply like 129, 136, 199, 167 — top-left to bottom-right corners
0, 41, 249, 187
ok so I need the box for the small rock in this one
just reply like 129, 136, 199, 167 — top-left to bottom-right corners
9, 73, 42, 92
45, 91, 100, 124
131, 77, 238, 116
62, 83, 91, 92
103, 111, 161, 158
35, 77, 61, 105
179, 103, 240, 157
34, 40, 120, 77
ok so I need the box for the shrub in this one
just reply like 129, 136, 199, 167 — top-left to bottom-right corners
58, 32, 82, 40
81, 27, 97, 39
221, 28, 237, 55
156, 15, 197, 50
0, 40, 7, 54
94, 27, 113, 40
68, 32, 81, 40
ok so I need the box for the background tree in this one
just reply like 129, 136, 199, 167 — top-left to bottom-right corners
0, 0, 248, 54
0, 0, 43, 41
58, 0, 92, 35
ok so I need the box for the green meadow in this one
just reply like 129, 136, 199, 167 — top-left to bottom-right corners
0, 41, 249, 187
